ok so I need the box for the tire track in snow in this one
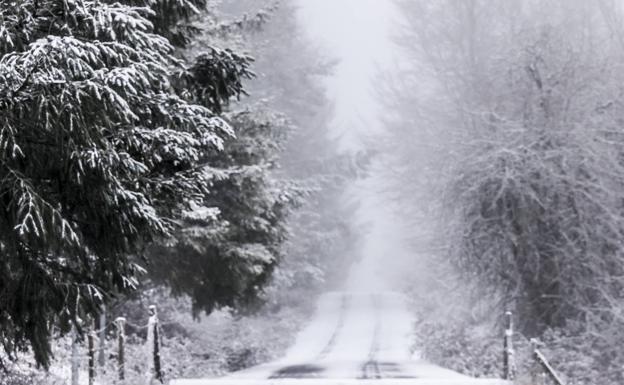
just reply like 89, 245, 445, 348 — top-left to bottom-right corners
268, 293, 351, 379
317, 293, 350, 359
359, 293, 381, 379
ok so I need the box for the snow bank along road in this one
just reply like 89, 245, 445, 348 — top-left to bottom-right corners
172, 291, 509, 385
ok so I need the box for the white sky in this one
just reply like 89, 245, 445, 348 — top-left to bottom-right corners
297, 0, 412, 286
297, 0, 399, 153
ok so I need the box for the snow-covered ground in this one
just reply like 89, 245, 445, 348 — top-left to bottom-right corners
173, 248, 509, 385
172, 289, 509, 385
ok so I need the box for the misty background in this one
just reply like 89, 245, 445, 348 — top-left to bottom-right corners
1, 1, 624, 385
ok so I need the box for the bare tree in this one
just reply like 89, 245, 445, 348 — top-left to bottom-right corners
386, 0, 624, 350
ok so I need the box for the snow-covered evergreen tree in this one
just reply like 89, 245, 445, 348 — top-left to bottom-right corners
0, 0, 251, 366
149, 105, 301, 313
219, 0, 363, 305
119, 2, 301, 315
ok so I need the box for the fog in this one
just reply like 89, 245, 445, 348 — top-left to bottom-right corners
291, 2, 624, 382
4, 1, 624, 383
296, 0, 416, 292
297, 0, 398, 152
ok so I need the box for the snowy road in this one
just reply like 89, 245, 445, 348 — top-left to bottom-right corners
172, 291, 509, 385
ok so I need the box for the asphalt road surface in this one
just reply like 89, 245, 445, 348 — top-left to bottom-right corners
173, 291, 509, 385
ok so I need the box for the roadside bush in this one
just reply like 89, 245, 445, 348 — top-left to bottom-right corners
412, 318, 502, 378
412, 314, 624, 385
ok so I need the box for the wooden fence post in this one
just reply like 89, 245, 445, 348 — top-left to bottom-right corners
88, 330, 96, 385
531, 339, 543, 385
503, 311, 515, 380
147, 305, 164, 384
71, 325, 80, 385
98, 305, 107, 367
531, 338, 566, 385
115, 317, 126, 381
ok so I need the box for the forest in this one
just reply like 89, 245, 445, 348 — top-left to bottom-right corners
385, 1, 624, 384
1, 1, 623, 385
